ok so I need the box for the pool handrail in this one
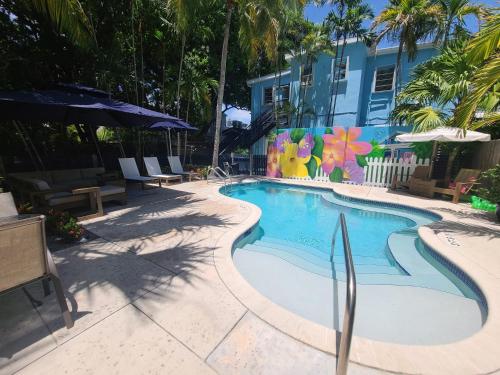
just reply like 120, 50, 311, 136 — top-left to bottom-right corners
331, 213, 357, 375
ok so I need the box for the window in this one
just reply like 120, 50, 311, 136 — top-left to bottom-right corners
374, 66, 395, 92
263, 86, 273, 105
333, 57, 348, 81
300, 62, 313, 86
277, 84, 289, 103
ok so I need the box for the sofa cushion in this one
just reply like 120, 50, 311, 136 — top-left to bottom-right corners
51, 170, 83, 184
66, 179, 98, 189
23, 178, 51, 191
47, 192, 86, 207
100, 185, 126, 197
81, 168, 106, 179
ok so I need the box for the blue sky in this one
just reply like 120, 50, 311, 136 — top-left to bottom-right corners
304, 0, 497, 47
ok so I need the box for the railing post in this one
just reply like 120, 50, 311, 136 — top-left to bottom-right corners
334, 213, 357, 375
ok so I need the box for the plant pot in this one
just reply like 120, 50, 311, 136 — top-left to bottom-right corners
496, 204, 500, 222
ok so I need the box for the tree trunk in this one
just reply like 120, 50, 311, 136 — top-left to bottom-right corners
139, 17, 144, 105
331, 34, 347, 127
211, 1, 234, 167
395, 35, 404, 97
176, 33, 186, 156
162, 42, 166, 112
130, 0, 139, 105
298, 57, 310, 128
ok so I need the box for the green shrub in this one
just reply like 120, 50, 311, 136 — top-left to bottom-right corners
475, 165, 500, 204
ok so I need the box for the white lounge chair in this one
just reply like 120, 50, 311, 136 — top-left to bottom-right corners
118, 158, 160, 189
167, 156, 202, 181
143, 157, 182, 185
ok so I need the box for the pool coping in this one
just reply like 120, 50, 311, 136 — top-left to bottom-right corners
213, 178, 500, 374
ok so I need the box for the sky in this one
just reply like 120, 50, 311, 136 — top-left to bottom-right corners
226, 0, 497, 123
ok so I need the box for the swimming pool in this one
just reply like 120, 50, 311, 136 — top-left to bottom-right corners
223, 181, 486, 345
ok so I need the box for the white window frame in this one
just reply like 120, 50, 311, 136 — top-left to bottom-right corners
372, 65, 396, 93
262, 86, 275, 106
332, 56, 349, 81
300, 62, 313, 86
277, 84, 290, 102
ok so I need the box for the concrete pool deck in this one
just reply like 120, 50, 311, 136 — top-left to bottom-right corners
1, 177, 499, 374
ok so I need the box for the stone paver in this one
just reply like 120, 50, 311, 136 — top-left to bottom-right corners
207, 311, 384, 375
2, 179, 499, 375
17, 305, 215, 375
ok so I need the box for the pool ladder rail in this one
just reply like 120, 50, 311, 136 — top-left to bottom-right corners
207, 165, 233, 192
331, 213, 357, 375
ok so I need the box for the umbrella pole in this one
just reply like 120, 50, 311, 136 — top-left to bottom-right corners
167, 128, 173, 156
428, 142, 437, 179
90, 125, 105, 168
183, 131, 187, 165
13, 121, 40, 171
116, 128, 126, 157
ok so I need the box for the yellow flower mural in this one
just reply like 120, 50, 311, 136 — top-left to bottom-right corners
279, 143, 311, 178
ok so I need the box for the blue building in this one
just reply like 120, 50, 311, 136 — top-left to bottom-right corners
246, 39, 438, 154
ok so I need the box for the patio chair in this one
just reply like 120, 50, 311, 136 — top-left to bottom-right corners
432, 168, 481, 203
394, 166, 438, 198
0, 192, 73, 329
118, 158, 160, 189
143, 157, 182, 185
167, 156, 202, 181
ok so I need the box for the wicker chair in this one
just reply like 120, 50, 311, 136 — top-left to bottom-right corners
0, 192, 73, 329
398, 166, 439, 198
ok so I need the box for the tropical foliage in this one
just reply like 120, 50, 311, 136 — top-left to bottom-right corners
391, 13, 499, 132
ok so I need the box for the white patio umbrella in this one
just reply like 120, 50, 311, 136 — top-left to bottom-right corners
395, 127, 491, 179
395, 127, 491, 143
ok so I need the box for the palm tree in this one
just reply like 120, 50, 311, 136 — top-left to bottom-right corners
455, 13, 500, 130
326, 0, 373, 127
433, 0, 488, 47
371, 0, 442, 95
28, 0, 95, 48
211, 0, 306, 167
391, 38, 474, 131
295, 25, 335, 128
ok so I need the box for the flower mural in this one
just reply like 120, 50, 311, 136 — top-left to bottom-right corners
280, 142, 311, 178
266, 144, 281, 177
266, 126, 378, 184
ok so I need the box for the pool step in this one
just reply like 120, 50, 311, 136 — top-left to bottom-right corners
241, 243, 401, 277
256, 237, 392, 266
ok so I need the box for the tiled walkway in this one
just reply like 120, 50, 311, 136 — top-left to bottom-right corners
1, 179, 498, 374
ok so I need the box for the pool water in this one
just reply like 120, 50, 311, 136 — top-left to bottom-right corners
223, 182, 486, 344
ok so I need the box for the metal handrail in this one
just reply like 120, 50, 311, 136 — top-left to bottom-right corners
331, 213, 357, 375
207, 166, 232, 192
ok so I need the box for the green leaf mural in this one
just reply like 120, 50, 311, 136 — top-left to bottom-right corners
366, 140, 385, 159
306, 157, 317, 180
290, 128, 305, 143
356, 154, 368, 168
325, 128, 333, 134
311, 135, 324, 158
329, 167, 343, 182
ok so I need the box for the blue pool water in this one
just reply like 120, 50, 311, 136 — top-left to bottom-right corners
224, 182, 483, 299
223, 181, 486, 344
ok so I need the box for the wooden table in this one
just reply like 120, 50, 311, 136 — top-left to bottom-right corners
72, 187, 104, 221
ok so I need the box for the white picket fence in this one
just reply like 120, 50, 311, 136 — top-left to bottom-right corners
286, 155, 429, 187
363, 155, 430, 187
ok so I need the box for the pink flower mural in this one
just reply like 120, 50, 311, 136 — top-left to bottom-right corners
266, 126, 377, 184
321, 127, 372, 175
266, 144, 281, 177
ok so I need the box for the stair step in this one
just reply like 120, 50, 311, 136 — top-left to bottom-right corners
258, 237, 392, 266
241, 244, 400, 276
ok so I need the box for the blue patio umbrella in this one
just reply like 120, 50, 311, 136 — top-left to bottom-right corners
0, 89, 189, 129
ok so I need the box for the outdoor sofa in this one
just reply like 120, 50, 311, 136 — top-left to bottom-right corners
8, 167, 126, 212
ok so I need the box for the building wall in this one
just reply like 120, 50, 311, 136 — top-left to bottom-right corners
359, 48, 437, 127
249, 72, 291, 122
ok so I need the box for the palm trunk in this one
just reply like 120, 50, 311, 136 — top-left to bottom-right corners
212, 1, 234, 167
139, 18, 144, 105
395, 36, 404, 97
176, 33, 186, 156
130, 0, 139, 105
162, 42, 166, 112
331, 34, 347, 127
298, 57, 311, 128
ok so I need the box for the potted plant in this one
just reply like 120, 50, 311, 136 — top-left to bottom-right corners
476, 165, 500, 221
46, 210, 85, 242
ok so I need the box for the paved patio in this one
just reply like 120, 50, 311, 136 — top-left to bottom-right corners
1, 179, 499, 374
